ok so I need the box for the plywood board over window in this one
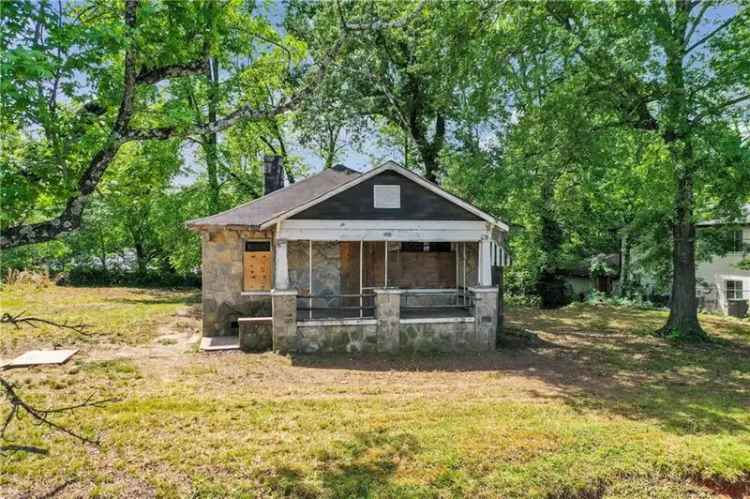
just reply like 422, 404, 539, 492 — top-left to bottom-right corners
244, 240, 272, 291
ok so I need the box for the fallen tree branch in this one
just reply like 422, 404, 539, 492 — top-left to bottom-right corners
1, 311, 92, 336
0, 377, 117, 447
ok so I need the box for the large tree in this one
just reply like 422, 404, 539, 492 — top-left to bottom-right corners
286, 0, 496, 182
0, 0, 342, 249
541, 1, 749, 338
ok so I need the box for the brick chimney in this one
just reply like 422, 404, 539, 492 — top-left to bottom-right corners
263, 155, 284, 195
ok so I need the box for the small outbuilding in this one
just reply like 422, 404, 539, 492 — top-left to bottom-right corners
187, 158, 509, 354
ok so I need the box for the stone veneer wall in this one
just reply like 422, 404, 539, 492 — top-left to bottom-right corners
201, 229, 272, 336
399, 320, 476, 353
297, 322, 378, 353
288, 241, 341, 306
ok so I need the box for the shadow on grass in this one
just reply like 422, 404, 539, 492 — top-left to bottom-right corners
267, 429, 422, 498
290, 307, 750, 437
104, 289, 201, 306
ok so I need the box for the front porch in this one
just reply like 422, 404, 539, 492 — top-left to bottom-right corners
243, 236, 503, 354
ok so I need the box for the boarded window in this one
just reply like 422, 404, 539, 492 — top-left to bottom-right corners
244, 240, 272, 290
373, 185, 400, 208
726, 280, 743, 300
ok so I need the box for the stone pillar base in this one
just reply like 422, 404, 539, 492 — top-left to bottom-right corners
375, 288, 402, 353
272, 290, 297, 354
469, 287, 499, 351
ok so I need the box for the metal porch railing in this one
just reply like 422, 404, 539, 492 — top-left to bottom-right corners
296, 293, 376, 320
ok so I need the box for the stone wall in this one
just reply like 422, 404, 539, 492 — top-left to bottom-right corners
297, 321, 378, 353
201, 229, 272, 336
288, 241, 341, 306
288, 240, 309, 293
399, 320, 476, 353
239, 320, 272, 352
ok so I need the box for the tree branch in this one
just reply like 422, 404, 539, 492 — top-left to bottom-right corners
692, 93, 750, 124
135, 59, 207, 84
1, 312, 92, 336
0, 377, 115, 447
685, 14, 736, 54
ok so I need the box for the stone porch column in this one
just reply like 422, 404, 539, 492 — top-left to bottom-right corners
275, 238, 289, 289
375, 288, 402, 353
469, 286, 498, 351
272, 289, 297, 354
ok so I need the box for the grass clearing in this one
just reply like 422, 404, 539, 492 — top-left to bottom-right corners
0, 284, 198, 354
1, 285, 749, 498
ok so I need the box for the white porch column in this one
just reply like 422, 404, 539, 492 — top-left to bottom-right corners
479, 239, 492, 286
275, 238, 290, 289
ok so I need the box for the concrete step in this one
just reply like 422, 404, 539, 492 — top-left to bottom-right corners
200, 336, 240, 351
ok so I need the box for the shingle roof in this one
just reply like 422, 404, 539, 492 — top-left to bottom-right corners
186, 164, 361, 229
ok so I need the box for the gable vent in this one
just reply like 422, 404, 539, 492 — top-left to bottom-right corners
373, 185, 400, 209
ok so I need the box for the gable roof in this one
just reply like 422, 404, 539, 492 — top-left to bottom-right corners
186, 161, 508, 231
186, 164, 360, 229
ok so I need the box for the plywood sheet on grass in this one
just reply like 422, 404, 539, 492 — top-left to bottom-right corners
3, 349, 77, 368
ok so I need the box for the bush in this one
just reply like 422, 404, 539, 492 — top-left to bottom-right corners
61, 267, 200, 288
505, 293, 542, 308
585, 290, 658, 309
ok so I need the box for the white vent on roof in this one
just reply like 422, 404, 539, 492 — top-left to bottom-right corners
373, 185, 400, 209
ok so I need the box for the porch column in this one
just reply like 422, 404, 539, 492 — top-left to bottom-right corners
275, 238, 290, 289
479, 239, 492, 286
272, 289, 297, 354
469, 286, 498, 352
375, 288, 402, 353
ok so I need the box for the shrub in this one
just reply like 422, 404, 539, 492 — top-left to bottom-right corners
60, 267, 200, 288
585, 290, 658, 309
505, 293, 542, 308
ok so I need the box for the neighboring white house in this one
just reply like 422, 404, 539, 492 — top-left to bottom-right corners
695, 206, 750, 315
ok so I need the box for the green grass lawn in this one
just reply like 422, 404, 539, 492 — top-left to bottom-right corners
1, 284, 749, 498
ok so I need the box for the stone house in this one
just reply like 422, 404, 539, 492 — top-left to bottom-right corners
187, 158, 509, 354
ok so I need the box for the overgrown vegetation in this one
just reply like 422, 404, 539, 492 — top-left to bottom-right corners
1, 284, 749, 497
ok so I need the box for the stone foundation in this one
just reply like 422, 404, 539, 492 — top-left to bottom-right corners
399, 319, 475, 353
239, 319, 272, 352
297, 320, 378, 353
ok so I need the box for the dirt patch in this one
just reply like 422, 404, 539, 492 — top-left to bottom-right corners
85, 312, 201, 363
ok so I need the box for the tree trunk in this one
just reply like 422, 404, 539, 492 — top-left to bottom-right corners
411, 114, 445, 183
619, 230, 630, 297
205, 56, 220, 213
657, 168, 706, 339
134, 241, 147, 274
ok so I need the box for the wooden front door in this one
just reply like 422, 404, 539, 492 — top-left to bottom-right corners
243, 240, 272, 291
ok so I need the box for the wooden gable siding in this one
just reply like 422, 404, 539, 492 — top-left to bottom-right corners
289, 171, 482, 221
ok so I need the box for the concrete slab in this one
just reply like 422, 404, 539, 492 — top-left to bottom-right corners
200, 336, 240, 351
3, 349, 78, 368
